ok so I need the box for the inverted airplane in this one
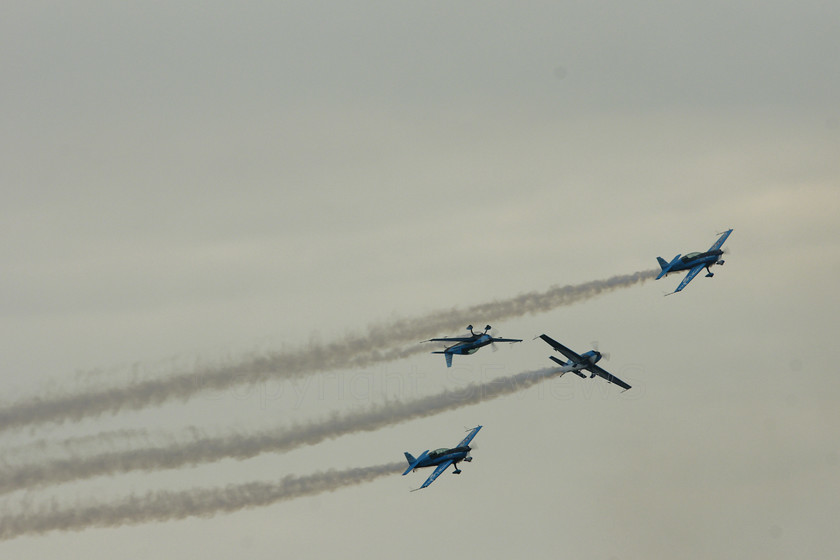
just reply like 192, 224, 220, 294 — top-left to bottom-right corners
422, 325, 522, 368
538, 334, 631, 391
656, 229, 733, 294
402, 425, 482, 490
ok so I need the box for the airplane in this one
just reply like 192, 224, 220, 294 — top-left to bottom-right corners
656, 229, 733, 294
402, 425, 482, 491
538, 334, 631, 391
422, 325, 522, 368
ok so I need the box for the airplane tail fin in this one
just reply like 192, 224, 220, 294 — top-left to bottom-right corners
431, 351, 453, 367
402, 453, 418, 476
403, 450, 429, 475
656, 254, 681, 280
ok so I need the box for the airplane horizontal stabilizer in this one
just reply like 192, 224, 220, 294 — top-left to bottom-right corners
549, 355, 567, 367
549, 356, 586, 378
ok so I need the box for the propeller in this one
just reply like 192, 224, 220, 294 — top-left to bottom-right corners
489, 326, 504, 351
463, 426, 479, 451
715, 229, 733, 255
591, 341, 610, 361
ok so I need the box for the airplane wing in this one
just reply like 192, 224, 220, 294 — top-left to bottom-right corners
490, 337, 523, 343
707, 228, 733, 252
417, 460, 454, 490
671, 264, 705, 294
538, 334, 583, 362
423, 337, 472, 343
586, 364, 632, 391
456, 425, 482, 448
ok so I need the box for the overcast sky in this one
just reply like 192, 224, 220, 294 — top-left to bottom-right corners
1, 2, 839, 558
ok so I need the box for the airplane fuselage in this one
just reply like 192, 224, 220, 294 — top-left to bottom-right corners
409, 446, 472, 471
444, 334, 492, 355
661, 249, 724, 275
559, 350, 602, 374
427, 327, 521, 367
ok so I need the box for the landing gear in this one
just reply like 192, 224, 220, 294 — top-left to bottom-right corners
453, 465, 462, 475
705, 266, 714, 278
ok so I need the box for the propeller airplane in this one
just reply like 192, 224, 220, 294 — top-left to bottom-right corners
422, 325, 522, 368
538, 334, 631, 391
402, 426, 482, 491
656, 228, 733, 294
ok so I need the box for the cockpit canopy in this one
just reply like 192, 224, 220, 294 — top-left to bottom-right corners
681, 252, 702, 262
428, 448, 450, 459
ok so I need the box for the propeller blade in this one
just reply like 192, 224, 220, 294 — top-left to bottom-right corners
591, 341, 609, 361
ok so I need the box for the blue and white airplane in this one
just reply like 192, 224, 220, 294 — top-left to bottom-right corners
422, 325, 522, 368
539, 334, 631, 391
656, 229, 733, 294
402, 425, 482, 491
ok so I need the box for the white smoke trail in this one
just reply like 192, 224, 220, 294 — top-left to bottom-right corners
0, 462, 403, 541
0, 367, 569, 494
0, 270, 655, 432
1, 428, 165, 463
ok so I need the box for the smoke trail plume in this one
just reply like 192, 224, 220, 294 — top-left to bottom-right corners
0, 462, 403, 541
0, 367, 572, 494
0, 270, 655, 432
1, 428, 163, 462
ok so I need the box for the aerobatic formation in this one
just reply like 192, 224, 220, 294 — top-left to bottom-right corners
0, 229, 732, 536
409, 228, 733, 488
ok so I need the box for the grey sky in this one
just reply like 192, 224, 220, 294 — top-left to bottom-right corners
1, 2, 839, 558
